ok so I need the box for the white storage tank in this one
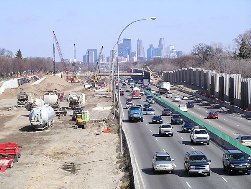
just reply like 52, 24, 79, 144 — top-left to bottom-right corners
29, 105, 56, 130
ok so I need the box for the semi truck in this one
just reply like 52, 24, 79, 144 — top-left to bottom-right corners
159, 82, 171, 94
128, 105, 143, 122
132, 87, 141, 99
29, 105, 56, 130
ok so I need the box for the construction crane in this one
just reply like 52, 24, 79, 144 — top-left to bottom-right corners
52, 31, 68, 72
92, 46, 103, 83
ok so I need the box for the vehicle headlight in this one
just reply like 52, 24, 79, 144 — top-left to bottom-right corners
246, 163, 251, 167
230, 164, 235, 167
190, 166, 195, 169
205, 165, 210, 169
180, 119, 183, 121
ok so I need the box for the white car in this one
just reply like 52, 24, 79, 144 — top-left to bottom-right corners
190, 128, 210, 145
236, 135, 251, 148
145, 108, 155, 115
182, 96, 189, 100
173, 96, 181, 102
179, 104, 188, 112
152, 152, 175, 174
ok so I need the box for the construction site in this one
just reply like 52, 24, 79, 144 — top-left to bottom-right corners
0, 73, 133, 189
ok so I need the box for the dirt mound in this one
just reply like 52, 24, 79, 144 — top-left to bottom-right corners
38, 75, 72, 92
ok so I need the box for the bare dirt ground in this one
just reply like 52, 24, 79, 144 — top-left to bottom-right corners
0, 76, 130, 189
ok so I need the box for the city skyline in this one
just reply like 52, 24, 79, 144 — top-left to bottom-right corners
1, 0, 250, 61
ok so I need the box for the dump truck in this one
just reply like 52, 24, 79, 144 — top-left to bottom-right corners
29, 105, 56, 130
17, 92, 28, 107
128, 105, 143, 122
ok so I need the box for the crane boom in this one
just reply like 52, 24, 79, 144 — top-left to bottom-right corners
53, 31, 67, 72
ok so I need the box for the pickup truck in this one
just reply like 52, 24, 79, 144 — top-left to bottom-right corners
128, 105, 143, 122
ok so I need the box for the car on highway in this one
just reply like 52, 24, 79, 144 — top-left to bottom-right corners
236, 135, 251, 148
178, 104, 188, 112
166, 91, 172, 98
190, 128, 210, 145
159, 124, 173, 136
207, 111, 218, 119
125, 100, 133, 109
181, 122, 194, 133
162, 108, 172, 116
182, 96, 189, 100
152, 152, 175, 174
186, 101, 194, 108
223, 149, 251, 175
244, 112, 251, 120
146, 96, 155, 104
184, 151, 211, 176
173, 96, 181, 102
145, 86, 151, 91
143, 103, 151, 111
145, 107, 155, 115
151, 115, 163, 124
171, 114, 183, 125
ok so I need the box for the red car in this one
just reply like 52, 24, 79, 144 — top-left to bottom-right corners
207, 112, 218, 119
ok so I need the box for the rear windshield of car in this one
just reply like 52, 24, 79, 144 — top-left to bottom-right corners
153, 116, 161, 119
172, 114, 181, 118
161, 125, 171, 128
241, 136, 251, 140
195, 130, 207, 134
164, 109, 170, 111
156, 156, 171, 161
130, 107, 140, 110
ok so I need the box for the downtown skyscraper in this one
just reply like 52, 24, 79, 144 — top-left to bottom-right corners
137, 39, 145, 61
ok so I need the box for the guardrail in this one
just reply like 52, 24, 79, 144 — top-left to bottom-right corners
143, 89, 251, 156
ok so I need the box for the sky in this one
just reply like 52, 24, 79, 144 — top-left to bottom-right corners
1, 0, 251, 61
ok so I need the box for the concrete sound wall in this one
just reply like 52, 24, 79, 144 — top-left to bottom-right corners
162, 67, 251, 110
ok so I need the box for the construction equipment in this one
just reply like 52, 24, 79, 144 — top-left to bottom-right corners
17, 92, 28, 107
0, 155, 14, 172
0, 142, 21, 163
43, 91, 59, 109
68, 92, 85, 109
75, 111, 90, 129
29, 105, 56, 130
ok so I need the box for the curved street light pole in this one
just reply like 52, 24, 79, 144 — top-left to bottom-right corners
111, 17, 156, 109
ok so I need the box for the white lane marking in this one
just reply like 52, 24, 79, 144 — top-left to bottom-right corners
222, 177, 228, 182
186, 182, 192, 188
236, 125, 239, 127
248, 121, 250, 123
191, 147, 195, 150
173, 163, 177, 167
155, 138, 158, 141
163, 149, 166, 152
200, 115, 202, 118
181, 136, 184, 140
223, 118, 226, 121
149, 130, 152, 132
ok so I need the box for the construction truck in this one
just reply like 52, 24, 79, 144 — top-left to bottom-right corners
75, 111, 90, 129
43, 91, 59, 109
17, 92, 28, 107
68, 92, 85, 109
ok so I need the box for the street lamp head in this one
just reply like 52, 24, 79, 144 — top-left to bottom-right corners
150, 17, 157, 20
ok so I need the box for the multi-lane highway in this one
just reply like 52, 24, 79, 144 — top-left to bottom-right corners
121, 86, 251, 189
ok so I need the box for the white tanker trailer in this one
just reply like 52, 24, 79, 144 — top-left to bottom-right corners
29, 105, 56, 130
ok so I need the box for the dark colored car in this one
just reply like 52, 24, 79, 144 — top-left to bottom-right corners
171, 114, 183, 125
207, 112, 218, 119
223, 149, 251, 175
162, 108, 172, 116
120, 90, 124, 96
244, 112, 251, 120
186, 101, 194, 108
184, 151, 211, 176
145, 86, 151, 91
181, 122, 194, 133
152, 115, 163, 124
143, 103, 151, 111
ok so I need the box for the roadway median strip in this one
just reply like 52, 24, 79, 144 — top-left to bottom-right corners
143, 88, 251, 156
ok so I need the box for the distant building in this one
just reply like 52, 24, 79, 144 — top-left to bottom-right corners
137, 39, 145, 61
122, 38, 131, 58
176, 51, 183, 58
168, 45, 177, 59
158, 38, 165, 57
147, 44, 155, 61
